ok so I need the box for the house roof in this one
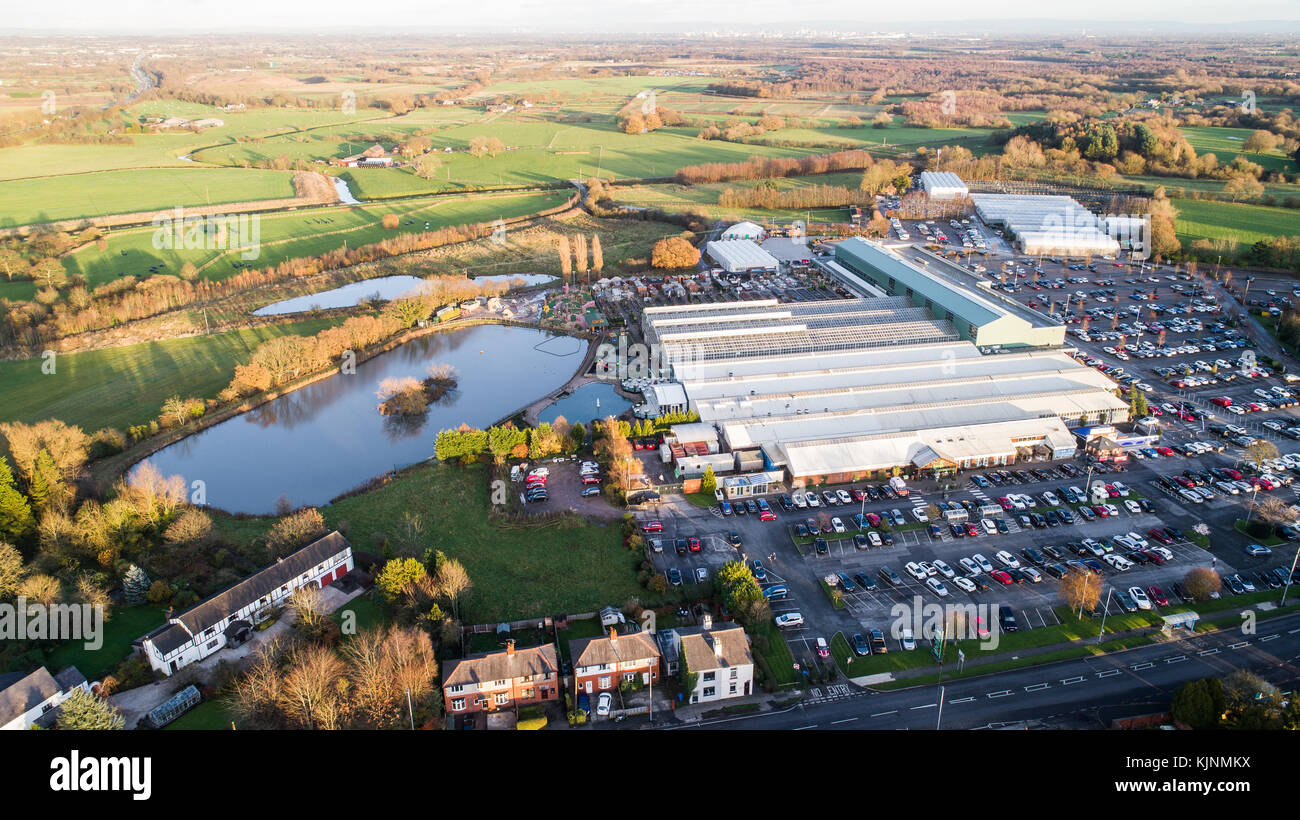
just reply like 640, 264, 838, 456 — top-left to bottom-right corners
145, 532, 351, 656
443, 643, 559, 688
676, 624, 752, 672
570, 629, 660, 669
0, 666, 60, 726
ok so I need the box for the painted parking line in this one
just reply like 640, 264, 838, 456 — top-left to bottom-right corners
1228, 641, 1250, 649
1260, 634, 1280, 642
1198, 648, 1220, 656
1061, 676, 1086, 685
871, 710, 898, 718
911, 703, 936, 710
1096, 669, 1120, 678
1164, 655, 1186, 664
950, 696, 976, 704
1025, 682, 1050, 692
987, 690, 1014, 698
831, 717, 858, 725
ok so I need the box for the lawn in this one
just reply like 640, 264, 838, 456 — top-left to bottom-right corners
0, 167, 298, 228
1179, 126, 1298, 176
750, 620, 798, 687
1172, 199, 1300, 245
0, 316, 342, 433
332, 590, 392, 635
43, 604, 166, 682
211, 461, 646, 624
165, 697, 235, 731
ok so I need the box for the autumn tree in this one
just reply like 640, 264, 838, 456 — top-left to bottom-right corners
266, 508, 326, 554
650, 236, 700, 269
1183, 567, 1222, 601
1061, 568, 1102, 616
591, 234, 604, 273
1243, 438, 1280, 470
558, 235, 572, 277
573, 233, 588, 277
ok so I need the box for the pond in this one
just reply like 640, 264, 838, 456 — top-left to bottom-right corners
133, 324, 586, 514
253, 273, 558, 316
537, 381, 632, 426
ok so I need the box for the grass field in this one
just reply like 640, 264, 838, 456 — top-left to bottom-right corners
43, 605, 166, 682
1180, 126, 1298, 175
210, 461, 646, 624
15, 190, 571, 303
0, 167, 297, 227
609, 172, 865, 223
1173, 199, 1300, 244
0, 317, 342, 433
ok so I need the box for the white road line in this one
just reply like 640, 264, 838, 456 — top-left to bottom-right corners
1165, 656, 1186, 664
793, 725, 818, 730
1061, 676, 1085, 685
871, 710, 897, 718
1229, 641, 1250, 649
1131, 662, 1154, 671
950, 696, 975, 704
1259, 633, 1280, 642
911, 703, 936, 710
1097, 669, 1120, 678
1025, 683, 1049, 692
1198, 648, 1220, 656
831, 717, 858, 725
1288, 628, 1300, 635
988, 690, 1014, 698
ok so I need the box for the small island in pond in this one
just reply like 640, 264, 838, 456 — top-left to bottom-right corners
376, 363, 459, 416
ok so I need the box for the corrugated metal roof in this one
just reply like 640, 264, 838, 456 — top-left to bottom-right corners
835, 238, 1004, 327
706, 239, 780, 271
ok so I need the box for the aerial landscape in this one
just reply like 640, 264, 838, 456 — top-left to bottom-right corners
1, 0, 1299, 797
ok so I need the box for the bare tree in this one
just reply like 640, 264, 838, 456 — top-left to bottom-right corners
437, 559, 472, 622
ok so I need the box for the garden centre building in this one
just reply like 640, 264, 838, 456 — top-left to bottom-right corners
639, 244, 1126, 484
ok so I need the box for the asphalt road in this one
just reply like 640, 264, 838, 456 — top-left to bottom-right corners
666, 610, 1300, 731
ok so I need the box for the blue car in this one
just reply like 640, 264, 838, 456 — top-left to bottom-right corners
720, 501, 733, 515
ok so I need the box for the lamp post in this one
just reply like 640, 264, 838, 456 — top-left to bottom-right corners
1097, 587, 1114, 644
1281, 543, 1300, 608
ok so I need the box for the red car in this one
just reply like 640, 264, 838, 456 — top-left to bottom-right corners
964, 522, 980, 537
1156, 446, 1174, 456
1150, 407, 1163, 416
688, 537, 701, 552
1222, 468, 1243, 480
865, 512, 883, 527
997, 496, 1013, 510
641, 521, 663, 533
991, 570, 1013, 585
1104, 484, 1119, 498
1210, 396, 1232, 407
1147, 586, 1169, 607
851, 489, 865, 502
581, 476, 601, 485
1147, 528, 1174, 545
1092, 505, 1109, 518
759, 510, 777, 522
1140, 549, 1167, 565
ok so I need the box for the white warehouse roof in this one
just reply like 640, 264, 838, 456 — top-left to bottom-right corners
719, 221, 766, 240
706, 239, 780, 273
970, 193, 1120, 257
920, 171, 969, 199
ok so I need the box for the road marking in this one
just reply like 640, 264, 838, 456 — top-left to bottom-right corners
1288, 628, 1300, 635
1097, 669, 1120, 678
987, 690, 1014, 698
1131, 662, 1154, 671
1261, 634, 1280, 642
950, 697, 975, 704
1165, 655, 1186, 664
793, 725, 817, 730
1199, 648, 1220, 656
871, 710, 897, 718
1229, 641, 1250, 649
1061, 676, 1085, 685
831, 717, 858, 725
1025, 683, 1049, 692
911, 703, 936, 710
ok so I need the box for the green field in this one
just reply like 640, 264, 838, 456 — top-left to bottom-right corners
609, 171, 865, 223
0, 167, 297, 227
1173, 199, 1300, 244
211, 461, 646, 624
6, 190, 571, 303
1179, 125, 1298, 175
0, 317, 341, 433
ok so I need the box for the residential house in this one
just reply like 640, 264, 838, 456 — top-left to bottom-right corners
0, 666, 89, 730
569, 627, 660, 695
139, 532, 353, 676
656, 620, 753, 703
442, 640, 559, 714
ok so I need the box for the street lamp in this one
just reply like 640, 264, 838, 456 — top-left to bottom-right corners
1097, 587, 1114, 644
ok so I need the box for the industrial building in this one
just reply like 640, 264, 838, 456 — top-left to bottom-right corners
970, 193, 1121, 257
705, 239, 780, 274
832, 238, 1065, 349
636, 253, 1126, 485
919, 171, 970, 199
719, 221, 766, 241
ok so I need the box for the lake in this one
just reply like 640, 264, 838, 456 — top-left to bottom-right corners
253, 273, 558, 316
537, 381, 632, 425
133, 324, 586, 514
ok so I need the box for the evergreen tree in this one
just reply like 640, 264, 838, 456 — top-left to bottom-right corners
122, 564, 151, 607
700, 465, 717, 495
26, 450, 55, 509
55, 688, 125, 730
0, 456, 35, 542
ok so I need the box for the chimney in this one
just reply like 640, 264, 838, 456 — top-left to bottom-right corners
608, 627, 618, 643
701, 613, 713, 630
505, 639, 515, 656
712, 633, 724, 660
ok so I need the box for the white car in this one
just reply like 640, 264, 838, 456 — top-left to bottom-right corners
1128, 587, 1152, 610
775, 612, 805, 628
1020, 567, 1043, 583
596, 692, 612, 716
1179, 489, 1204, 504
905, 561, 928, 582
980, 518, 997, 535
952, 576, 977, 593
804, 492, 820, 508
972, 553, 994, 573
1104, 554, 1132, 571
900, 628, 916, 651
912, 508, 930, 523
1104, 504, 1120, 517
867, 531, 883, 547
1124, 500, 1142, 514
831, 517, 846, 534
793, 493, 808, 509
1111, 481, 1130, 496
1125, 531, 1148, 548
932, 559, 956, 579
836, 489, 853, 505
995, 550, 1020, 569
959, 557, 981, 576
917, 561, 938, 577
926, 577, 950, 597
1150, 545, 1174, 561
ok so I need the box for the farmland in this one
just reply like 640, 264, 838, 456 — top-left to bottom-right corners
1173, 199, 1300, 244
1179, 125, 1299, 175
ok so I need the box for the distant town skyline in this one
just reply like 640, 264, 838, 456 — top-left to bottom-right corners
7, 0, 1300, 34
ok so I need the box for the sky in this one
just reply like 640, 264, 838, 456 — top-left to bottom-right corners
6, 0, 1299, 34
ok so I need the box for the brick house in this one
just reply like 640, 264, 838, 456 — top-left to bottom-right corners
569, 628, 660, 695
442, 641, 560, 714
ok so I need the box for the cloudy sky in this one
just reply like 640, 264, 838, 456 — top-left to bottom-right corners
8, 0, 1299, 33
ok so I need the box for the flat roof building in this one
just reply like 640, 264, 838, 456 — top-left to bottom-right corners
920, 171, 969, 199
706, 239, 779, 273
970, 193, 1121, 257
833, 238, 1065, 349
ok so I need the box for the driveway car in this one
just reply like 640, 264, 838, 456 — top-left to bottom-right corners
596, 692, 612, 716
775, 613, 805, 628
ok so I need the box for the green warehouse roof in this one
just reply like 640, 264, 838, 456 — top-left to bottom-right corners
834, 237, 1003, 327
